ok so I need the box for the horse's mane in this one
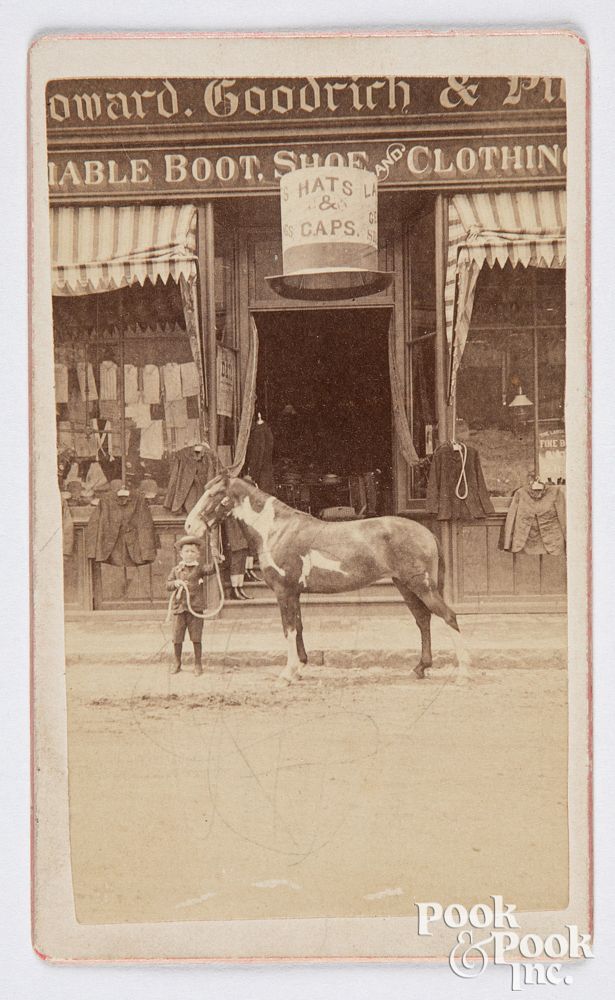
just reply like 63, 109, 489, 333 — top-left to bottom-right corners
228, 476, 315, 523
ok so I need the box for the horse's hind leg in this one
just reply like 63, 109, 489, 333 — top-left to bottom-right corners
296, 603, 308, 665
413, 583, 471, 677
276, 592, 304, 683
392, 578, 433, 679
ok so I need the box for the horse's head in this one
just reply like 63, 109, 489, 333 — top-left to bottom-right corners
184, 472, 257, 536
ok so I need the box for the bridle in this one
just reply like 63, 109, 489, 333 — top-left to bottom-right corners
199, 491, 235, 529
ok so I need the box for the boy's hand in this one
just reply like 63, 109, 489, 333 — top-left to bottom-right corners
174, 579, 183, 588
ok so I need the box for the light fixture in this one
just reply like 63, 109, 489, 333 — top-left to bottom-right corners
508, 386, 534, 408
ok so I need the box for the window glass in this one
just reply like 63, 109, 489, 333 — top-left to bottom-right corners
54, 281, 204, 505
455, 264, 565, 496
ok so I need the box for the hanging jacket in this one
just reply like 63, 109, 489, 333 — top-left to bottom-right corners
504, 485, 566, 555
163, 445, 216, 514
245, 421, 275, 494
85, 490, 158, 566
425, 443, 495, 521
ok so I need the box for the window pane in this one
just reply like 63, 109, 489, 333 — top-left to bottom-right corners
54, 281, 204, 505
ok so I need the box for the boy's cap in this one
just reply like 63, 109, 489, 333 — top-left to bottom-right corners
176, 535, 206, 548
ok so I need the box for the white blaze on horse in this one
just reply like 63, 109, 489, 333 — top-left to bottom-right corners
185, 473, 471, 684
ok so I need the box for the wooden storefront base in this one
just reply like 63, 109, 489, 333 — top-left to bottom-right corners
63, 504, 566, 616
64, 507, 189, 612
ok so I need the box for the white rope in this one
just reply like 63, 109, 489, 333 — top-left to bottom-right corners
454, 441, 469, 500
165, 554, 225, 622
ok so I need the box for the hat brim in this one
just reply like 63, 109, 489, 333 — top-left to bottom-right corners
176, 535, 206, 548
265, 268, 393, 301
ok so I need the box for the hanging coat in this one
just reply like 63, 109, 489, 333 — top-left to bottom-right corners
503, 485, 566, 555
425, 443, 495, 520
245, 421, 275, 494
85, 490, 158, 566
164, 445, 216, 515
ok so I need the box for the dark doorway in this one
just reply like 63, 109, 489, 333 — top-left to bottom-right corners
254, 308, 393, 514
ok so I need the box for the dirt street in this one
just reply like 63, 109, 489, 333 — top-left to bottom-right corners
66, 658, 568, 924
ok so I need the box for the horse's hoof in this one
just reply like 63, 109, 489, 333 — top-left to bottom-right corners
413, 663, 429, 679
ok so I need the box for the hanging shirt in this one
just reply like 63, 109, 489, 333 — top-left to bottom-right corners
75, 362, 98, 401
180, 361, 200, 398
162, 362, 182, 402
123, 364, 139, 404
143, 364, 161, 404
99, 360, 118, 401
125, 394, 152, 429
54, 363, 69, 404
139, 420, 165, 460
184, 419, 201, 447
164, 397, 188, 428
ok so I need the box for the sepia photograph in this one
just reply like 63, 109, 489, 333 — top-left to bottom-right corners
29, 31, 590, 964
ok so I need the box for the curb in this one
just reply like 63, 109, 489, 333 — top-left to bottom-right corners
66, 646, 566, 670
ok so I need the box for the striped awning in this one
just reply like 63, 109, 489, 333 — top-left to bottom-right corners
51, 205, 197, 296
445, 190, 566, 347
445, 190, 566, 400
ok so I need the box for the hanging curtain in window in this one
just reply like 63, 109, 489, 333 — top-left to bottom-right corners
445, 190, 566, 400
50, 204, 197, 296
178, 274, 207, 440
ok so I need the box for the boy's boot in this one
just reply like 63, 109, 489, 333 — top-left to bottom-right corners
170, 643, 182, 674
193, 642, 203, 676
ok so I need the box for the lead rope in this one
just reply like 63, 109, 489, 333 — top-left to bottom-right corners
165, 550, 225, 622
454, 441, 469, 500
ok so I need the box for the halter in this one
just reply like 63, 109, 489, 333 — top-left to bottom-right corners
201, 492, 235, 529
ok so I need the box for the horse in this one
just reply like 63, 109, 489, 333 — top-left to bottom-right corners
184, 473, 471, 684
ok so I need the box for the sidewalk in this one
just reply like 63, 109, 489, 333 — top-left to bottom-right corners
64, 611, 567, 670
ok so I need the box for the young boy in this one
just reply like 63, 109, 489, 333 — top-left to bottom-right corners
166, 535, 211, 675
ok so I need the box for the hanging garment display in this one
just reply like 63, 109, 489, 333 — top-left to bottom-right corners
57, 421, 74, 452
426, 442, 495, 520
162, 362, 183, 402
125, 396, 152, 429
164, 397, 189, 429
92, 418, 113, 461
139, 420, 165, 461
85, 489, 158, 567
84, 461, 109, 497
245, 419, 275, 494
99, 360, 118, 401
54, 363, 69, 404
503, 485, 566, 555
180, 361, 200, 398
164, 444, 216, 514
99, 399, 121, 422
184, 419, 201, 447
143, 363, 161, 404
123, 364, 139, 403
75, 361, 99, 401
74, 430, 95, 458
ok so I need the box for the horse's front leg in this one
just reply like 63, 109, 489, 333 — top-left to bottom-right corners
276, 590, 303, 684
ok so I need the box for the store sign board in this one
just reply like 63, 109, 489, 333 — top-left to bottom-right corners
48, 135, 567, 200
217, 347, 235, 418
46, 76, 566, 131
280, 166, 379, 274
538, 428, 566, 483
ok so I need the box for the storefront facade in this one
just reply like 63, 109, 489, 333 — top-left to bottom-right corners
47, 75, 567, 613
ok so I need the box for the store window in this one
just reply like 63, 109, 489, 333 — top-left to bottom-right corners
455, 265, 565, 496
54, 280, 205, 504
